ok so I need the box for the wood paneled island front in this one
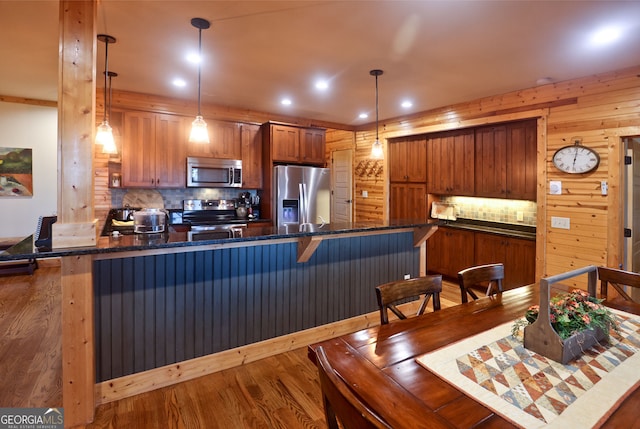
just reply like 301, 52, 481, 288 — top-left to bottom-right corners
1, 220, 437, 417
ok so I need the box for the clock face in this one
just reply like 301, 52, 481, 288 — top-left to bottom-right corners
552, 145, 600, 174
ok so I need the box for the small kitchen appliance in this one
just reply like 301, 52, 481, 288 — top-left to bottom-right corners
133, 208, 167, 233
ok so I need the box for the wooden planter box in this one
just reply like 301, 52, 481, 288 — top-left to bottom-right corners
523, 265, 608, 365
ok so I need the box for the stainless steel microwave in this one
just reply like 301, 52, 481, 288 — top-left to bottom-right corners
187, 157, 242, 188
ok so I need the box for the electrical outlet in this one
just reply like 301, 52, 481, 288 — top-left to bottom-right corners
601, 180, 608, 196
516, 211, 524, 222
404, 274, 411, 280
551, 216, 570, 229
362, 190, 368, 198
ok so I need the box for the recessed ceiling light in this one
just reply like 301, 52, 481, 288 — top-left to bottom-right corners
536, 77, 554, 85
281, 98, 292, 106
172, 78, 187, 87
315, 80, 329, 90
401, 100, 413, 108
590, 26, 622, 46
359, 113, 369, 119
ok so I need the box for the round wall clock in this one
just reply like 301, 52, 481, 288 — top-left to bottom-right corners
552, 143, 600, 174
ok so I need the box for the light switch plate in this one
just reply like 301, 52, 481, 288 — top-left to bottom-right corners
549, 181, 562, 195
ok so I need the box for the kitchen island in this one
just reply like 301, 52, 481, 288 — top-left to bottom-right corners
1, 220, 438, 406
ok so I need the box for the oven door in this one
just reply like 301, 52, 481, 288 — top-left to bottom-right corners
187, 224, 246, 241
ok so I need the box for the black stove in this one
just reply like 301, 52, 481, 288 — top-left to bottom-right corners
182, 199, 248, 226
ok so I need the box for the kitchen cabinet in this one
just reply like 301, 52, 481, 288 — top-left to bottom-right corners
389, 137, 427, 182
187, 120, 242, 160
474, 232, 535, 288
390, 183, 427, 221
427, 227, 475, 279
264, 122, 326, 165
427, 129, 475, 195
241, 124, 262, 189
475, 120, 537, 200
122, 111, 186, 188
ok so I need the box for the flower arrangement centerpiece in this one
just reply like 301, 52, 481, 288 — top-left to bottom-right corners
512, 289, 618, 340
514, 288, 619, 364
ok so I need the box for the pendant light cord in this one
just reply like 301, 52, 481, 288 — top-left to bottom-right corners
375, 73, 379, 141
197, 27, 202, 116
103, 39, 109, 123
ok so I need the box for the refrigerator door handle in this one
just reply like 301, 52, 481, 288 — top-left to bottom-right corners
299, 183, 308, 224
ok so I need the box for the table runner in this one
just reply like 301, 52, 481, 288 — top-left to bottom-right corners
416, 309, 640, 428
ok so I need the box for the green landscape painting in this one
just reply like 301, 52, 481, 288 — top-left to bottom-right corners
0, 147, 33, 196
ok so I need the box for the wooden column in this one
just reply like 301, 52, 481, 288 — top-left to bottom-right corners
58, 1, 97, 426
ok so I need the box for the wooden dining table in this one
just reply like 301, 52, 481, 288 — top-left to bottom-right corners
308, 283, 640, 429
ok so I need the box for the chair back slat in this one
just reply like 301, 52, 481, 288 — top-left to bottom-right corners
457, 263, 505, 303
375, 275, 442, 324
597, 266, 640, 302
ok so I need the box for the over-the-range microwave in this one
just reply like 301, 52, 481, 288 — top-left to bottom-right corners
187, 157, 242, 188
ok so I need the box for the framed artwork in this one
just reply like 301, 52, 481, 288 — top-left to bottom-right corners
0, 147, 33, 196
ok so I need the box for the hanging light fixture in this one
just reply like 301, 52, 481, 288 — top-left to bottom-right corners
101, 71, 118, 154
189, 17, 211, 144
370, 69, 384, 159
96, 34, 117, 151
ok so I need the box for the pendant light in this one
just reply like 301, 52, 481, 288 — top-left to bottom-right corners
370, 69, 384, 159
96, 34, 117, 152
189, 18, 211, 144
101, 71, 118, 154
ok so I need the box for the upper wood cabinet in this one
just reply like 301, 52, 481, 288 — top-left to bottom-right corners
264, 122, 326, 165
187, 120, 242, 160
427, 129, 475, 195
241, 124, 262, 189
389, 137, 427, 182
475, 120, 537, 200
122, 112, 187, 188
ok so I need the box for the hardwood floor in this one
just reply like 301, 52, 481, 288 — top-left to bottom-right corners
0, 266, 461, 428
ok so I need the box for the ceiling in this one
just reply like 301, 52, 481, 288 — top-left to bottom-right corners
2, 1, 639, 126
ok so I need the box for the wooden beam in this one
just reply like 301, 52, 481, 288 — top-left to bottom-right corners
297, 235, 323, 263
58, 0, 97, 426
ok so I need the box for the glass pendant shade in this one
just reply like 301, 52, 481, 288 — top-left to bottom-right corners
371, 139, 383, 159
189, 115, 210, 144
95, 121, 113, 147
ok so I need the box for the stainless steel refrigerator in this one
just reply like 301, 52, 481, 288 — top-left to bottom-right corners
274, 165, 331, 229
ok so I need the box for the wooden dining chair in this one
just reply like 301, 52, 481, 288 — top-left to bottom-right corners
457, 263, 504, 303
375, 275, 442, 325
316, 346, 392, 429
597, 266, 640, 302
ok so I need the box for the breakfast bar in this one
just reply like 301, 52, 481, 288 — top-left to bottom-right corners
1, 220, 438, 405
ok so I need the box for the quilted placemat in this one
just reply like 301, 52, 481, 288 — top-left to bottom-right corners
416, 309, 640, 428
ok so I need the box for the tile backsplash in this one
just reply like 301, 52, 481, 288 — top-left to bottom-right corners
110, 188, 260, 209
440, 196, 537, 226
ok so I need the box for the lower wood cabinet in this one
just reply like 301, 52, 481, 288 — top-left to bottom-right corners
474, 232, 536, 289
427, 226, 535, 290
427, 227, 475, 278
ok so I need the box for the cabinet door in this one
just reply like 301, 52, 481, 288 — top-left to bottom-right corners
506, 120, 537, 200
389, 138, 426, 182
300, 128, 325, 165
155, 114, 187, 188
474, 232, 506, 267
271, 125, 300, 162
241, 124, 262, 189
390, 183, 426, 221
428, 130, 474, 195
505, 237, 535, 288
475, 125, 507, 198
210, 121, 242, 159
428, 227, 474, 279
122, 111, 156, 188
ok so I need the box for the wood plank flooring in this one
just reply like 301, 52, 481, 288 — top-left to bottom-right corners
0, 266, 462, 428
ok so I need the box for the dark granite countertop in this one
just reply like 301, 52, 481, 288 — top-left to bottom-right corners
438, 218, 536, 240
0, 219, 439, 261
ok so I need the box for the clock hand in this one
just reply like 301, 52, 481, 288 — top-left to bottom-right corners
572, 147, 578, 166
